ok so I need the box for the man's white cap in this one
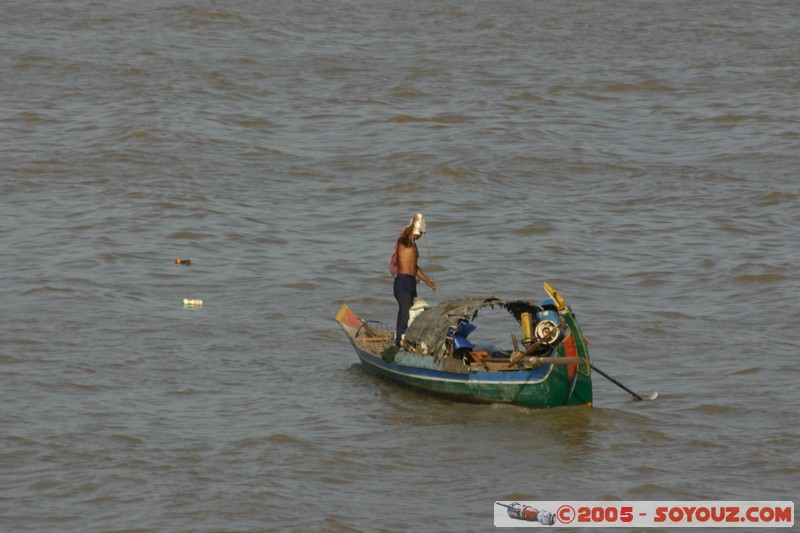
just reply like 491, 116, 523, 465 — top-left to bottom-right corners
410, 213, 426, 236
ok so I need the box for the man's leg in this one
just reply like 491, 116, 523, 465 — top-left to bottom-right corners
394, 275, 415, 346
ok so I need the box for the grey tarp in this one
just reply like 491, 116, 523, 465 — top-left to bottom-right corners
404, 297, 542, 360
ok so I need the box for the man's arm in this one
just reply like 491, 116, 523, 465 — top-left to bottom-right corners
416, 266, 436, 292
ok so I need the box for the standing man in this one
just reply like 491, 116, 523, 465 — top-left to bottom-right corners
393, 213, 436, 347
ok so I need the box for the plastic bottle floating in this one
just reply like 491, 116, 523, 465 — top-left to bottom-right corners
182, 299, 203, 307
175, 258, 192, 265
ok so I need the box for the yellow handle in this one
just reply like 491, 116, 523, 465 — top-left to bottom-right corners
543, 281, 567, 311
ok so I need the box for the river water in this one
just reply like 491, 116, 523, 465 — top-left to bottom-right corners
1, 1, 798, 531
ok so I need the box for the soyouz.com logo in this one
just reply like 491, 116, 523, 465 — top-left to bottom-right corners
494, 501, 794, 527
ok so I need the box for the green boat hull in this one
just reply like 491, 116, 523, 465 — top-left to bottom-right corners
352, 342, 592, 408
337, 284, 593, 409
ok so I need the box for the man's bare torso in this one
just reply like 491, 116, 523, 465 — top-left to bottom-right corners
396, 237, 418, 276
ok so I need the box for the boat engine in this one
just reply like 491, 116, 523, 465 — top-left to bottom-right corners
535, 299, 565, 345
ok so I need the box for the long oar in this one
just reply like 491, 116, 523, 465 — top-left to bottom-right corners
591, 364, 658, 401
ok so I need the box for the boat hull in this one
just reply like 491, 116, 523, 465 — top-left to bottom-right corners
336, 293, 592, 409
350, 341, 591, 408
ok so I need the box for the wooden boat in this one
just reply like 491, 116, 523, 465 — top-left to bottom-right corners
335, 282, 592, 408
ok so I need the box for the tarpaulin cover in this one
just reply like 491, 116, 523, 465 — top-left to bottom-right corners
404, 297, 542, 360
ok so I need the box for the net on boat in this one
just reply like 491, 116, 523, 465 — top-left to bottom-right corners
404, 297, 542, 360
